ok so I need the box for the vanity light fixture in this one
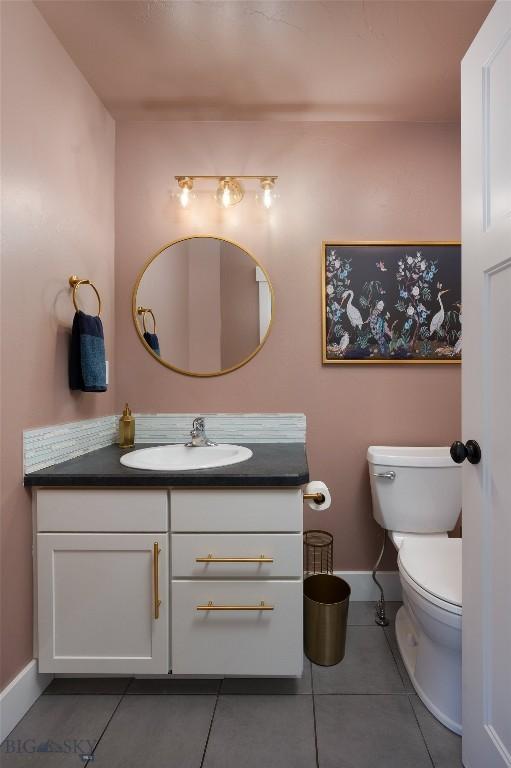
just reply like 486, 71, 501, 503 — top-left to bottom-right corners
174, 175, 278, 210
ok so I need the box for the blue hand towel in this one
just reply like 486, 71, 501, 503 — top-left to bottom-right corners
143, 331, 160, 357
69, 311, 107, 392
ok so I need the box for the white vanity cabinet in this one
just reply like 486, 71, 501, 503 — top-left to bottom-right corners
35, 490, 169, 674
34, 486, 304, 678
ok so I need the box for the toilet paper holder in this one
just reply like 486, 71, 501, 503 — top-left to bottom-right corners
303, 492, 326, 505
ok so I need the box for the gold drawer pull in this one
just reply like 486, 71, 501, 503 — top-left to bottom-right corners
196, 554, 273, 564
196, 601, 274, 611
153, 542, 162, 620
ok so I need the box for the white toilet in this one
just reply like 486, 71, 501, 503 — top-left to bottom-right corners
367, 446, 462, 734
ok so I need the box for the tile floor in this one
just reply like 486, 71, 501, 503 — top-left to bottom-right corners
1, 603, 462, 767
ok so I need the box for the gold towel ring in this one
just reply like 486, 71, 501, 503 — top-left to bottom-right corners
137, 306, 156, 334
69, 276, 101, 316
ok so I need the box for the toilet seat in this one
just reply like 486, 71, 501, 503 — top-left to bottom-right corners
398, 538, 462, 616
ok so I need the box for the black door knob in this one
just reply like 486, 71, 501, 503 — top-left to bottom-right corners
450, 440, 481, 465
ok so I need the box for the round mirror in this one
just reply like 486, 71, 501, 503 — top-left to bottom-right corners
132, 236, 274, 377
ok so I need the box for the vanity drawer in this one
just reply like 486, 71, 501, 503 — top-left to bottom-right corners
36, 489, 169, 532
172, 533, 302, 579
171, 580, 303, 676
170, 488, 303, 532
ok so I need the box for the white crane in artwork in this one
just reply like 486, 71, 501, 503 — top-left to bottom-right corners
341, 290, 364, 330
453, 303, 462, 355
429, 288, 449, 338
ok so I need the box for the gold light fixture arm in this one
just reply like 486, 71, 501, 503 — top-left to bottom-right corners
175, 175, 277, 182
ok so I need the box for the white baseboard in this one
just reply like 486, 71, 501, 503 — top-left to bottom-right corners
0, 660, 52, 742
334, 570, 402, 602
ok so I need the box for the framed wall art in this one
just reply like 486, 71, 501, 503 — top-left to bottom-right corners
322, 241, 461, 364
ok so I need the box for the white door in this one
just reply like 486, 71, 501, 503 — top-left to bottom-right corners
37, 533, 169, 674
461, 2, 511, 766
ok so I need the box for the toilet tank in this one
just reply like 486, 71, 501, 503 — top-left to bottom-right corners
367, 446, 462, 534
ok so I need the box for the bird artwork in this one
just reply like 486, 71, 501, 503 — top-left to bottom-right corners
429, 285, 449, 339
324, 243, 461, 362
341, 290, 364, 330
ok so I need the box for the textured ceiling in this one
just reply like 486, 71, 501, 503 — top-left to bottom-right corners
35, 0, 493, 121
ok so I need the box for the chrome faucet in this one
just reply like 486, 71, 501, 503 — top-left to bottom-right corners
185, 417, 217, 448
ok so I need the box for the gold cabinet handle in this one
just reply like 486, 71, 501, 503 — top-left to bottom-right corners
153, 542, 162, 620
196, 601, 274, 611
195, 554, 274, 564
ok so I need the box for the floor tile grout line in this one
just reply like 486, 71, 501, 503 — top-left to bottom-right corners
199, 685, 221, 768
407, 693, 436, 768
382, 624, 409, 691
125, 691, 220, 697
84, 690, 127, 766
312, 691, 411, 696
310, 660, 320, 768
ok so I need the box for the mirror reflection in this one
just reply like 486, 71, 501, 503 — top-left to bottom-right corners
133, 236, 273, 376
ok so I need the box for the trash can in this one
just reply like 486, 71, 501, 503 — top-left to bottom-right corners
304, 574, 351, 666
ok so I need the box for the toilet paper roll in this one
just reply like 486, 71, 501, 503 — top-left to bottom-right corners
303, 481, 331, 511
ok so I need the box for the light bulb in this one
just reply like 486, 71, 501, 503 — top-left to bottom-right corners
222, 185, 231, 208
180, 186, 190, 208
257, 178, 278, 210
263, 186, 273, 209
215, 178, 244, 208
175, 177, 194, 209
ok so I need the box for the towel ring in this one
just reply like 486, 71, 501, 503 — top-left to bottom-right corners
69, 276, 101, 316
137, 306, 156, 334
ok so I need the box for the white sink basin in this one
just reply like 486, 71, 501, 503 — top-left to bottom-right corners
120, 444, 253, 471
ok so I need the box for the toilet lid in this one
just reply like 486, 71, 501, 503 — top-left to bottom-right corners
398, 538, 462, 608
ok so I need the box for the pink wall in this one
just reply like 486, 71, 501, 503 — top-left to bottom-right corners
115, 121, 461, 571
0, 2, 115, 688
187, 239, 222, 372
220, 241, 260, 370
137, 242, 190, 366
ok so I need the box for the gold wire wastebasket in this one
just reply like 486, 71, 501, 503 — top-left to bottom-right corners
304, 573, 351, 666
303, 530, 333, 575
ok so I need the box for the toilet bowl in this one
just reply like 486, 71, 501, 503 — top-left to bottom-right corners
367, 446, 462, 734
396, 537, 462, 734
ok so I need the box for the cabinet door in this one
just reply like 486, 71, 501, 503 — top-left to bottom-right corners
172, 580, 303, 676
37, 533, 168, 674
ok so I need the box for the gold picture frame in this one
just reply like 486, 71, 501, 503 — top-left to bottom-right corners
321, 241, 461, 365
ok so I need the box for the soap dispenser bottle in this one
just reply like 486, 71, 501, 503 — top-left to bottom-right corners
119, 403, 135, 448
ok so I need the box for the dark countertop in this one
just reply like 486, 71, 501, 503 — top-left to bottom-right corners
24, 443, 309, 488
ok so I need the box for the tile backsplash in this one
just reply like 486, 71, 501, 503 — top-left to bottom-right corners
23, 413, 306, 473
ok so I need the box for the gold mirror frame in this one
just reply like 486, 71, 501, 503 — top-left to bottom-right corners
132, 235, 275, 377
